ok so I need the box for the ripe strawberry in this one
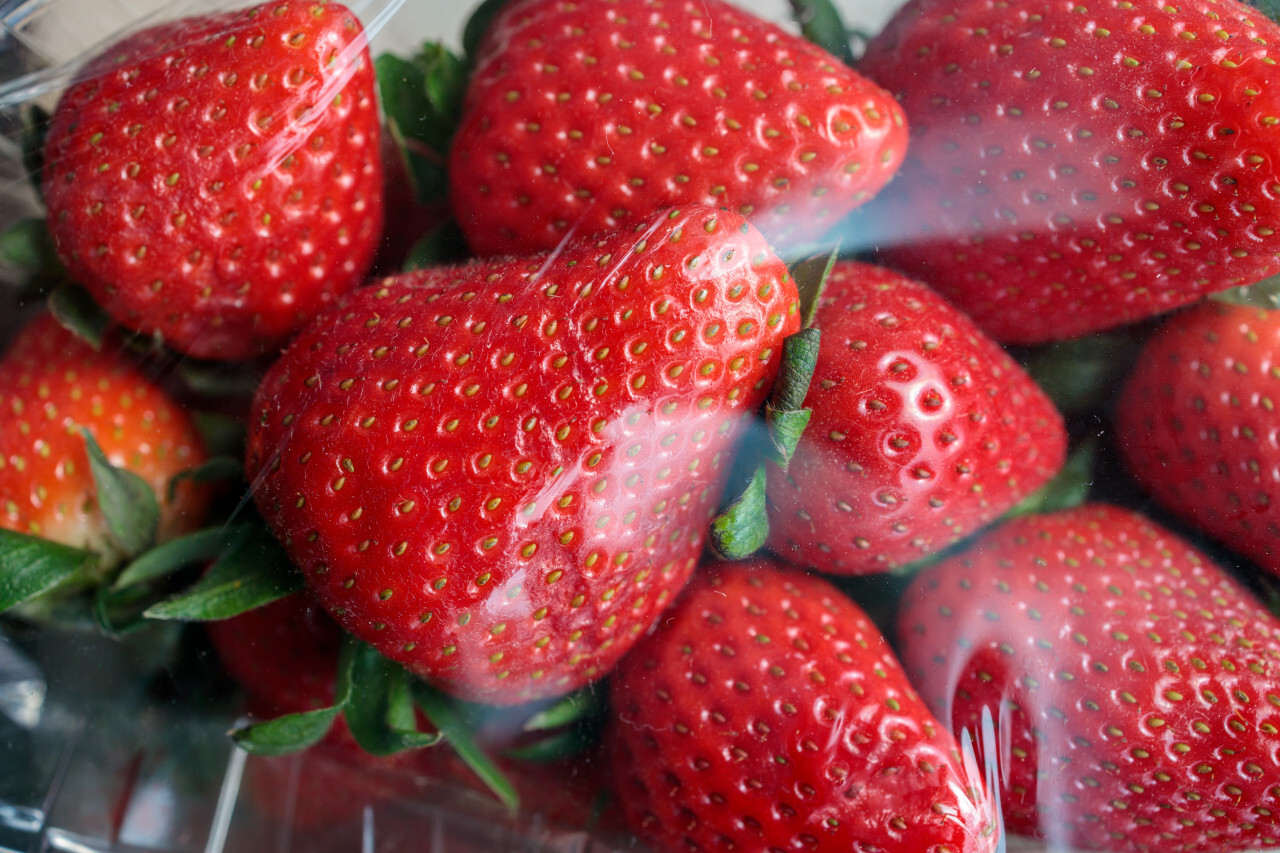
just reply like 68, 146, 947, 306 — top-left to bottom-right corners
1116, 300, 1280, 574
0, 313, 208, 560
41, 0, 382, 360
450, 0, 908, 257
899, 503, 1280, 852
858, 0, 1280, 344
768, 260, 1066, 575
206, 590, 343, 717
246, 205, 800, 705
606, 558, 997, 853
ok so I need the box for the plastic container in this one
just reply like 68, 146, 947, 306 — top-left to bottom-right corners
4, 0, 1280, 852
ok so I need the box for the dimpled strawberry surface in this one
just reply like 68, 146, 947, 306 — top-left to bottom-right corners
246, 205, 799, 706
42, 0, 383, 360
857, 0, 1280, 344
451, 0, 908, 256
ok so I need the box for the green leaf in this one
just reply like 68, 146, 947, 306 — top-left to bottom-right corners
763, 329, 821, 469
81, 428, 159, 558
49, 284, 111, 351
1249, 0, 1280, 27
193, 413, 246, 459
176, 360, 263, 398
790, 247, 840, 330
22, 104, 49, 203
114, 525, 251, 590
376, 44, 465, 207
345, 643, 442, 756
143, 526, 302, 621
167, 456, 244, 503
788, 0, 856, 66
0, 219, 58, 275
522, 689, 602, 732
708, 462, 770, 561
1212, 274, 1280, 310
0, 528, 97, 612
415, 681, 520, 812
462, 0, 513, 63
1022, 330, 1144, 417
505, 727, 593, 763
422, 43, 467, 127
1007, 438, 1097, 519
231, 636, 357, 756
403, 220, 469, 271
94, 579, 159, 636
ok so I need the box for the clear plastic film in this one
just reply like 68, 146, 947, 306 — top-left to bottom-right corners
4, 0, 1280, 851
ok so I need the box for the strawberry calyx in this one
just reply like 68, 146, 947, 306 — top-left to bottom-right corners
1021, 329, 1148, 417
709, 328, 821, 560
376, 43, 466, 208
232, 635, 521, 812
0, 529, 99, 613
0, 218, 65, 296
788, 0, 857, 66
1211, 274, 1280, 310
1006, 437, 1097, 519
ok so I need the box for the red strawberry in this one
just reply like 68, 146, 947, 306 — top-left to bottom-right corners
42, 0, 382, 360
206, 591, 343, 717
450, 0, 908, 257
0, 314, 208, 559
768, 261, 1066, 575
857, 0, 1280, 344
606, 558, 997, 853
246, 205, 800, 705
1117, 300, 1280, 574
898, 503, 1280, 852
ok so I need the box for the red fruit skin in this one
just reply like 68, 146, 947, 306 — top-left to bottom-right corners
898, 504, 1280, 852
858, 0, 1280, 344
1117, 301, 1280, 574
42, 0, 382, 360
607, 559, 997, 853
0, 314, 208, 557
450, 0, 908, 257
246, 205, 800, 705
768, 261, 1066, 574
206, 591, 343, 717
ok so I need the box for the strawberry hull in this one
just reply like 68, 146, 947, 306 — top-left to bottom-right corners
858, 0, 1280, 344
247, 205, 800, 705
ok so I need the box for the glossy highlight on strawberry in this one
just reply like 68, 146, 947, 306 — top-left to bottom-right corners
899, 504, 1280, 852
768, 261, 1066, 574
1117, 300, 1280, 575
858, 0, 1280, 344
451, 0, 908, 257
608, 558, 998, 853
42, 0, 383, 360
247, 205, 800, 705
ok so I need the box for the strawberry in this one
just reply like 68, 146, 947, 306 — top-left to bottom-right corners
206, 590, 343, 717
449, 0, 908, 257
857, 0, 1280, 344
898, 503, 1280, 852
246, 205, 800, 705
0, 313, 208, 561
41, 0, 382, 361
768, 260, 1066, 575
1116, 299, 1280, 574
606, 558, 997, 853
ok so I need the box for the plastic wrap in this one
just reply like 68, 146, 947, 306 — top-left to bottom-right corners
5, 0, 1280, 852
